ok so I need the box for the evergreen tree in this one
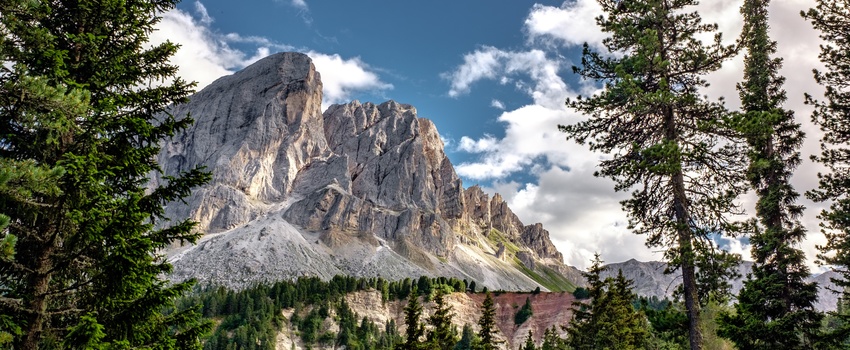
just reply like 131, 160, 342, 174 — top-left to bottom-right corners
427, 288, 458, 350
402, 290, 425, 350
564, 255, 648, 350
559, 0, 745, 348
718, 0, 822, 348
804, 0, 850, 345
521, 330, 536, 350
0, 0, 211, 348
477, 291, 502, 350
453, 324, 478, 350
514, 297, 534, 325
540, 327, 562, 350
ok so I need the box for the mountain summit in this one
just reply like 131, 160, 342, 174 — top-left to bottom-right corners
157, 52, 582, 290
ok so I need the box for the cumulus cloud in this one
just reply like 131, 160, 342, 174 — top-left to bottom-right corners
443, 47, 570, 108
149, 2, 390, 109
525, 1, 606, 49
447, 0, 826, 269
307, 52, 394, 108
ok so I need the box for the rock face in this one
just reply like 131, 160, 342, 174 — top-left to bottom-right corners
603, 259, 840, 311
160, 52, 582, 291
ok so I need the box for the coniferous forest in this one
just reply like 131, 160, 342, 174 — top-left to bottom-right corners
2, 0, 850, 349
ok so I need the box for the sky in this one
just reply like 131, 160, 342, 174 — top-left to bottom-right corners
150, 0, 828, 270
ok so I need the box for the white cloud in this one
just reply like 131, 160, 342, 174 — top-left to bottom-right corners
490, 99, 505, 110
149, 3, 391, 110
447, 0, 828, 270
443, 47, 571, 108
194, 1, 213, 25
457, 135, 499, 153
307, 52, 393, 109
525, 1, 606, 49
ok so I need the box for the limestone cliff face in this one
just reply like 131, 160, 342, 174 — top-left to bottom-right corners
156, 53, 327, 234
161, 52, 580, 291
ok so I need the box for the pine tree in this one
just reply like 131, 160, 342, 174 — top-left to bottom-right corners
0, 0, 211, 348
803, 1, 850, 345
717, 0, 822, 348
559, 1, 745, 348
402, 290, 425, 350
427, 288, 458, 350
564, 255, 648, 350
477, 291, 503, 350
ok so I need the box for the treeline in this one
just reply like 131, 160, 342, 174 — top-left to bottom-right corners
181, 275, 483, 349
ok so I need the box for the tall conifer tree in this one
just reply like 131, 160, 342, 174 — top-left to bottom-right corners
477, 291, 502, 350
718, 0, 821, 348
427, 288, 458, 349
0, 0, 211, 348
402, 290, 425, 350
559, 1, 745, 348
804, 0, 850, 344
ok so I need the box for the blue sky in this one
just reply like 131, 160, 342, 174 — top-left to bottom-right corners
153, 0, 826, 270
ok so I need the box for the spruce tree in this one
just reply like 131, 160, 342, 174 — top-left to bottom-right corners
803, 0, 850, 345
453, 324, 478, 350
559, 1, 744, 348
402, 290, 425, 350
521, 330, 536, 350
564, 255, 648, 350
0, 0, 211, 348
477, 291, 502, 350
427, 288, 458, 350
717, 0, 822, 348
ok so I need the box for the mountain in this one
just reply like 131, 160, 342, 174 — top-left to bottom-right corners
602, 259, 841, 311
156, 52, 582, 291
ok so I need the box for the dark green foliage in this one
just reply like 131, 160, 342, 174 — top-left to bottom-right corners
803, 1, 850, 346
573, 287, 590, 300
639, 297, 689, 349
402, 289, 425, 350
189, 276, 402, 349
477, 291, 503, 350
453, 324, 479, 350
514, 297, 533, 325
540, 327, 563, 350
426, 288, 458, 349
564, 255, 648, 350
0, 0, 213, 348
521, 330, 537, 350
718, 0, 823, 348
559, 0, 746, 348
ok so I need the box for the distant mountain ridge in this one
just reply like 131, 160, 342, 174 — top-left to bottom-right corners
602, 259, 841, 311
156, 52, 582, 291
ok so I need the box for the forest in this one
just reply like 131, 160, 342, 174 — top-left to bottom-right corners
1, 0, 850, 349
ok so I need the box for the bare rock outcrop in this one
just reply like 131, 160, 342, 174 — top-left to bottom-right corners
161, 52, 581, 291
155, 52, 328, 233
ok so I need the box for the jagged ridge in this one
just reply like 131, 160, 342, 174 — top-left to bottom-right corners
158, 52, 582, 290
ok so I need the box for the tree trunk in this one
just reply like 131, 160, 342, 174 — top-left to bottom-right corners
21, 247, 54, 350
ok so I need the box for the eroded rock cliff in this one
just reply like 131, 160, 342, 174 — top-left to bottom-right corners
160, 52, 581, 291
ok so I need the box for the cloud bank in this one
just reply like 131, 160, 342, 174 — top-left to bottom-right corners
445, 0, 825, 270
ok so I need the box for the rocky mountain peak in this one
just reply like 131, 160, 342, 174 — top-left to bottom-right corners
160, 52, 581, 290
